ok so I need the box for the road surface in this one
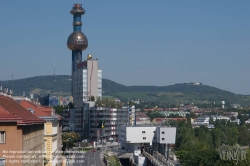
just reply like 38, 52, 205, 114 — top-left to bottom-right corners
72, 149, 104, 166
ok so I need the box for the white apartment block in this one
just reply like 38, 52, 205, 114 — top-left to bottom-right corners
193, 115, 234, 125
73, 55, 102, 108
118, 125, 176, 165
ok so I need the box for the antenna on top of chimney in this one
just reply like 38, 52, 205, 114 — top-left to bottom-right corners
54, 56, 56, 76
12, 74, 14, 95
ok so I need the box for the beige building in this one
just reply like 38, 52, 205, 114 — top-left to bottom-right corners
20, 100, 63, 166
0, 93, 45, 166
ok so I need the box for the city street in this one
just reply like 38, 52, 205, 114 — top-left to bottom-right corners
71, 142, 120, 166
72, 148, 104, 166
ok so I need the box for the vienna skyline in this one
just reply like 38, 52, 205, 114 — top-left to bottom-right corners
0, 0, 249, 94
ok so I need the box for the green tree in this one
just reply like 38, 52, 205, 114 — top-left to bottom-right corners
226, 127, 239, 146
67, 102, 74, 109
238, 124, 250, 146
211, 128, 222, 148
53, 105, 63, 115
209, 117, 214, 124
90, 96, 95, 101
146, 111, 166, 121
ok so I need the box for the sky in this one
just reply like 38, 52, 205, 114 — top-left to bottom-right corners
0, 0, 249, 94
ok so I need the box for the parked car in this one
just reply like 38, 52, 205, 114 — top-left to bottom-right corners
92, 149, 96, 152
97, 147, 101, 150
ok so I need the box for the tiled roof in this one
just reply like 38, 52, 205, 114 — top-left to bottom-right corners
19, 100, 50, 117
152, 118, 187, 122
153, 118, 166, 122
20, 100, 63, 120
0, 106, 21, 121
0, 95, 45, 124
38, 106, 52, 116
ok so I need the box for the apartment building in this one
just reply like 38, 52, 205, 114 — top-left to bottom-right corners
0, 93, 45, 166
62, 103, 129, 141
88, 106, 128, 142
20, 100, 63, 166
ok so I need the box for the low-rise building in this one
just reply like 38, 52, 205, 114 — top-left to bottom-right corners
135, 112, 150, 125
118, 125, 176, 166
151, 118, 187, 125
193, 115, 234, 126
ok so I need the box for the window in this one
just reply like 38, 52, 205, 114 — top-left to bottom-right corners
0, 132, 5, 143
143, 137, 146, 140
162, 131, 165, 134
162, 138, 165, 140
153, 137, 155, 139
0, 158, 5, 166
142, 131, 145, 133
153, 131, 155, 133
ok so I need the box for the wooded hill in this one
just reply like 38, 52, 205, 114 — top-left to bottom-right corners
1, 75, 250, 107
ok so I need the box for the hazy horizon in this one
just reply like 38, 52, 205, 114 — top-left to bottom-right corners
0, 74, 248, 96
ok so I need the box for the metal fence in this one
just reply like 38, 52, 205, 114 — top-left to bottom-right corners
142, 150, 175, 166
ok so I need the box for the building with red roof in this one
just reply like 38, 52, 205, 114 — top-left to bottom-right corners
0, 94, 45, 166
19, 100, 63, 166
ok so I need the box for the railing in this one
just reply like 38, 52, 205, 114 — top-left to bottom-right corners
142, 150, 174, 166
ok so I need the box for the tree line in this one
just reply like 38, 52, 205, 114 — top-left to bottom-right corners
171, 118, 250, 166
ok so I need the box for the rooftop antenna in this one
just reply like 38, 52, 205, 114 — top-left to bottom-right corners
12, 74, 14, 95
54, 56, 56, 75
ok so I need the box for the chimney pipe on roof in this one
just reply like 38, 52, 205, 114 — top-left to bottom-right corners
0, 85, 2, 92
23, 91, 25, 97
30, 94, 34, 100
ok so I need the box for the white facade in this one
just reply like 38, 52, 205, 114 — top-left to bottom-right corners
118, 125, 176, 166
119, 126, 176, 152
194, 116, 210, 125
212, 115, 230, 121
156, 127, 176, 144
194, 116, 232, 125
73, 56, 102, 108
98, 70, 102, 99
245, 119, 250, 124
125, 126, 156, 144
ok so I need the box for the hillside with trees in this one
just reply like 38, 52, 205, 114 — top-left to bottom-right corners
1, 75, 250, 107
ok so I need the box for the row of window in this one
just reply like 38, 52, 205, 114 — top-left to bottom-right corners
142, 137, 165, 141
141, 131, 165, 134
